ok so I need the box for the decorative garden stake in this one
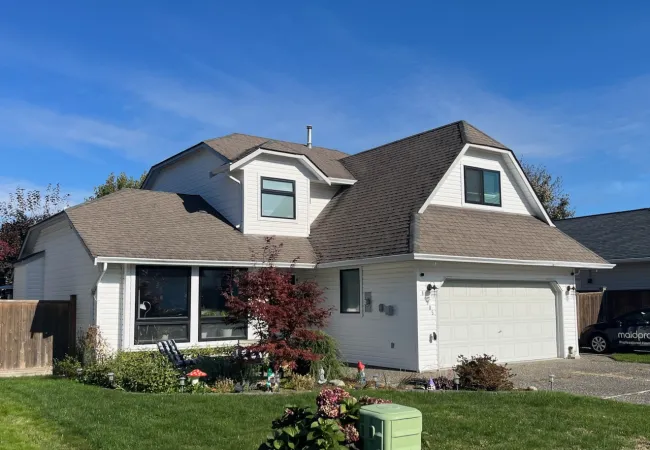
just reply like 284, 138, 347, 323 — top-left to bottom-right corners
267, 368, 274, 391
357, 361, 366, 384
453, 372, 460, 391
427, 377, 436, 391
549, 373, 555, 391
187, 369, 207, 386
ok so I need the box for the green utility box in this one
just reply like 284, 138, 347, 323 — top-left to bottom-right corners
359, 403, 423, 450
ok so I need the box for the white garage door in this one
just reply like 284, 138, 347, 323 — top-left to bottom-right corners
438, 280, 558, 368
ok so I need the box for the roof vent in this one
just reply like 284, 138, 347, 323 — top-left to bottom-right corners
306, 125, 312, 149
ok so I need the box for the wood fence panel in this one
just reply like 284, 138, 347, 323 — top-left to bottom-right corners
604, 290, 650, 319
577, 292, 603, 333
0, 297, 76, 376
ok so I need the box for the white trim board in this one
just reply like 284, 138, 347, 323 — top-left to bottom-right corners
210, 148, 357, 186
94, 256, 316, 269
94, 253, 613, 271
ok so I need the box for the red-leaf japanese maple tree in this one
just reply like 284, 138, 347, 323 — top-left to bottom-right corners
224, 238, 331, 368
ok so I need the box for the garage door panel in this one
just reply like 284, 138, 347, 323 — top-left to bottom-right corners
438, 280, 557, 368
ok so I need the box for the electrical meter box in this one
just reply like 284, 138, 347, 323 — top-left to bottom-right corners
359, 403, 422, 450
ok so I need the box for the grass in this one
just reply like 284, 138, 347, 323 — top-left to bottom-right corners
1, 378, 649, 450
611, 352, 650, 364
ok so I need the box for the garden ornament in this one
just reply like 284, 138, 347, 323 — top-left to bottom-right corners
186, 369, 207, 385
318, 367, 327, 385
357, 361, 366, 383
427, 377, 436, 391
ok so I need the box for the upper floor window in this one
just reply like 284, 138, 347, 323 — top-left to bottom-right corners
464, 166, 501, 207
261, 177, 295, 219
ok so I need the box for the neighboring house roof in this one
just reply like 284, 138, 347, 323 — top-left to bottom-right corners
204, 133, 355, 180
309, 121, 512, 262
415, 206, 607, 264
64, 189, 316, 264
555, 208, 650, 261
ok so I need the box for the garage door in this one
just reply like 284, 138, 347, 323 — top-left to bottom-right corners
438, 280, 558, 368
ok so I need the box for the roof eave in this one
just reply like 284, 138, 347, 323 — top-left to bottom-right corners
413, 253, 615, 269
93, 256, 316, 269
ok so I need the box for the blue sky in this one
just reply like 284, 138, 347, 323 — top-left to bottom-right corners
1, 1, 650, 215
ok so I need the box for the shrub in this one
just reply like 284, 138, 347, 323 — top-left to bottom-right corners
431, 375, 455, 391
298, 331, 345, 380
259, 387, 393, 449
455, 354, 514, 391
110, 351, 179, 393
285, 374, 315, 391
211, 378, 235, 393
76, 325, 109, 365
53, 355, 81, 378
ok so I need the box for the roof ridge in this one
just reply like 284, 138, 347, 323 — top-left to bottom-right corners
557, 207, 650, 221
205, 132, 348, 155
341, 120, 464, 160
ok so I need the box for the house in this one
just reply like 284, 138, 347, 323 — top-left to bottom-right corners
12, 121, 612, 371
556, 209, 650, 291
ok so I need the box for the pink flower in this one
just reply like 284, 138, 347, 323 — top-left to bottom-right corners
342, 424, 360, 443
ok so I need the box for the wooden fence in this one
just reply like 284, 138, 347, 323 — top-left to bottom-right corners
577, 291, 603, 334
0, 296, 76, 376
577, 289, 650, 333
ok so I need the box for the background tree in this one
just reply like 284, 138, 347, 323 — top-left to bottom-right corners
87, 171, 147, 201
521, 161, 574, 220
224, 238, 331, 368
0, 184, 69, 284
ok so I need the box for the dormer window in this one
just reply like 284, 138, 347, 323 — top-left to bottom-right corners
464, 166, 501, 207
261, 177, 296, 219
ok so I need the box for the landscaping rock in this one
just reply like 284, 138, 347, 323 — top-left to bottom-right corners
329, 379, 346, 387
527, 386, 538, 391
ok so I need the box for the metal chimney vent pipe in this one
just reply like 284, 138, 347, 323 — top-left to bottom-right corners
306, 125, 312, 148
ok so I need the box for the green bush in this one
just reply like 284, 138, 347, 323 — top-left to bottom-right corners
109, 351, 179, 393
455, 354, 514, 391
285, 374, 315, 391
299, 331, 345, 380
53, 355, 82, 378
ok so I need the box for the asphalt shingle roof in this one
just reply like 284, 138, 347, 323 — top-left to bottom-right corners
65, 189, 316, 264
41, 120, 605, 267
555, 209, 650, 261
416, 206, 607, 264
203, 133, 355, 180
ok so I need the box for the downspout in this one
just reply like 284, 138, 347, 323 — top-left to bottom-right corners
91, 262, 109, 326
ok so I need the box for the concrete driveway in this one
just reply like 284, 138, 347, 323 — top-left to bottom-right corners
510, 354, 650, 404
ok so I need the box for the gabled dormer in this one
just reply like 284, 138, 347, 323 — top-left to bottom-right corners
142, 127, 356, 237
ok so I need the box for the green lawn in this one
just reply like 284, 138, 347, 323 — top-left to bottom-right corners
611, 352, 650, 364
1, 378, 649, 450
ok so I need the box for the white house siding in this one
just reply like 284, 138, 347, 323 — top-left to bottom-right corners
12, 264, 26, 298
12, 254, 44, 299
309, 183, 339, 227
147, 146, 243, 228
241, 154, 315, 237
416, 262, 577, 371
576, 262, 650, 291
96, 264, 124, 351
313, 262, 419, 371
18, 219, 99, 338
430, 148, 536, 216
